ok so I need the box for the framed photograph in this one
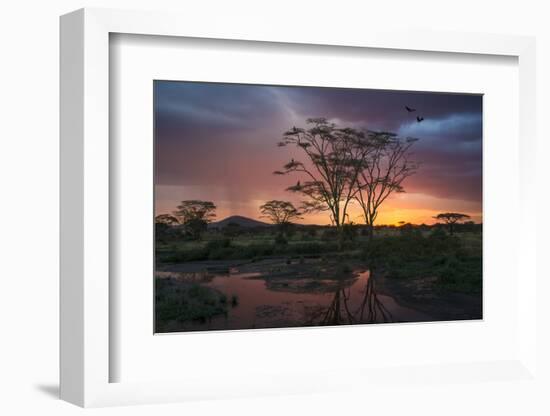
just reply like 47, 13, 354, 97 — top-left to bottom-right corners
152, 81, 483, 333
60, 8, 538, 407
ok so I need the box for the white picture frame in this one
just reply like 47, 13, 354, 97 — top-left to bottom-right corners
60, 7, 538, 408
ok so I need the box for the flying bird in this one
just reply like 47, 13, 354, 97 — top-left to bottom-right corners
416, 116, 424, 122
405, 106, 416, 113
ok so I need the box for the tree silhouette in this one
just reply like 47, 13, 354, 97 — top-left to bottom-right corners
274, 118, 372, 236
305, 272, 393, 326
259, 200, 302, 226
155, 214, 179, 225
173, 200, 216, 240
433, 212, 471, 235
155, 214, 180, 243
354, 132, 418, 239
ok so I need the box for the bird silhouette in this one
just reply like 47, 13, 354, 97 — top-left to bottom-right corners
416, 116, 424, 122
405, 106, 416, 113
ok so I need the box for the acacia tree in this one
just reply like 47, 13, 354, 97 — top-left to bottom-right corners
173, 200, 216, 240
259, 200, 302, 226
155, 214, 180, 225
274, 118, 372, 235
433, 212, 471, 235
155, 214, 180, 243
354, 132, 419, 239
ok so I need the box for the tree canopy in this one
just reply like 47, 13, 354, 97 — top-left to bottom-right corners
274, 118, 374, 229
154, 214, 181, 242
433, 212, 471, 235
173, 200, 216, 240
259, 200, 302, 225
354, 132, 419, 238
275, 118, 419, 238
155, 214, 180, 225
173, 200, 216, 224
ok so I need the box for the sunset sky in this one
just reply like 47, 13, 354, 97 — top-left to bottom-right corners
154, 81, 482, 226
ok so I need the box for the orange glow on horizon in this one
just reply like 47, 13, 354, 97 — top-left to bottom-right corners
156, 190, 482, 226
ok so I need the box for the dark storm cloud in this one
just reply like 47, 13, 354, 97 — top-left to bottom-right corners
282, 86, 482, 133
154, 81, 294, 190
276, 85, 483, 203
154, 81, 482, 206
155, 81, 289, 142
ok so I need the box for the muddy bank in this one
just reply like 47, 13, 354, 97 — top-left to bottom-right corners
374, 273, 482, 321
159, 257, 365, 279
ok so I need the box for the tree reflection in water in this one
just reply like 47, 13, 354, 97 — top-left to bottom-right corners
307, 271, 394, 325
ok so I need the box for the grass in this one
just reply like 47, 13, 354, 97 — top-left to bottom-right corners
157, 237, 343, 263
362, 230, 482, 293
156, 227, 482, 294
155, 278, 229, 331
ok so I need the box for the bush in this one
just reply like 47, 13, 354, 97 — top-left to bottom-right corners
304, 227, 317, 238
162, 247, 209, 262
155, 223, 183, 243
280, 223, 297, 238
183, 219, 208, 240
321, 228, 338, 241
206, 238, 232, 251
242, 243, 275, 258
438, 255, 482, 293
201, 238, 234, 260
362, 233, 481, 293
155, 279, 228, 329
429, 226, 447, 239
294, 242, 337, 255
336, 262, 352, 275
300, 232, 313, 241
222, 223, 244, 237
274, 233, 288, 246
158, 237, 345, 264
208, 246, 237, 260
341, 223, 358, 241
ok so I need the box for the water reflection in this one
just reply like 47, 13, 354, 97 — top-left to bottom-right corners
156, 266, 431, 332
310, 273, 394, 326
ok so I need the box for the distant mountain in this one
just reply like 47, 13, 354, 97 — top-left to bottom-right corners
208, 215, 272, 229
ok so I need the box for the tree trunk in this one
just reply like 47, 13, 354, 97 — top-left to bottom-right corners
336, 225, 344, 251
367, 223, 374, 241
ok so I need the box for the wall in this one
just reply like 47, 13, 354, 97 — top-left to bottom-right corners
0, 1, 548, 415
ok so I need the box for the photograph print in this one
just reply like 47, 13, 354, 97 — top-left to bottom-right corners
154, 81, 482, 333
